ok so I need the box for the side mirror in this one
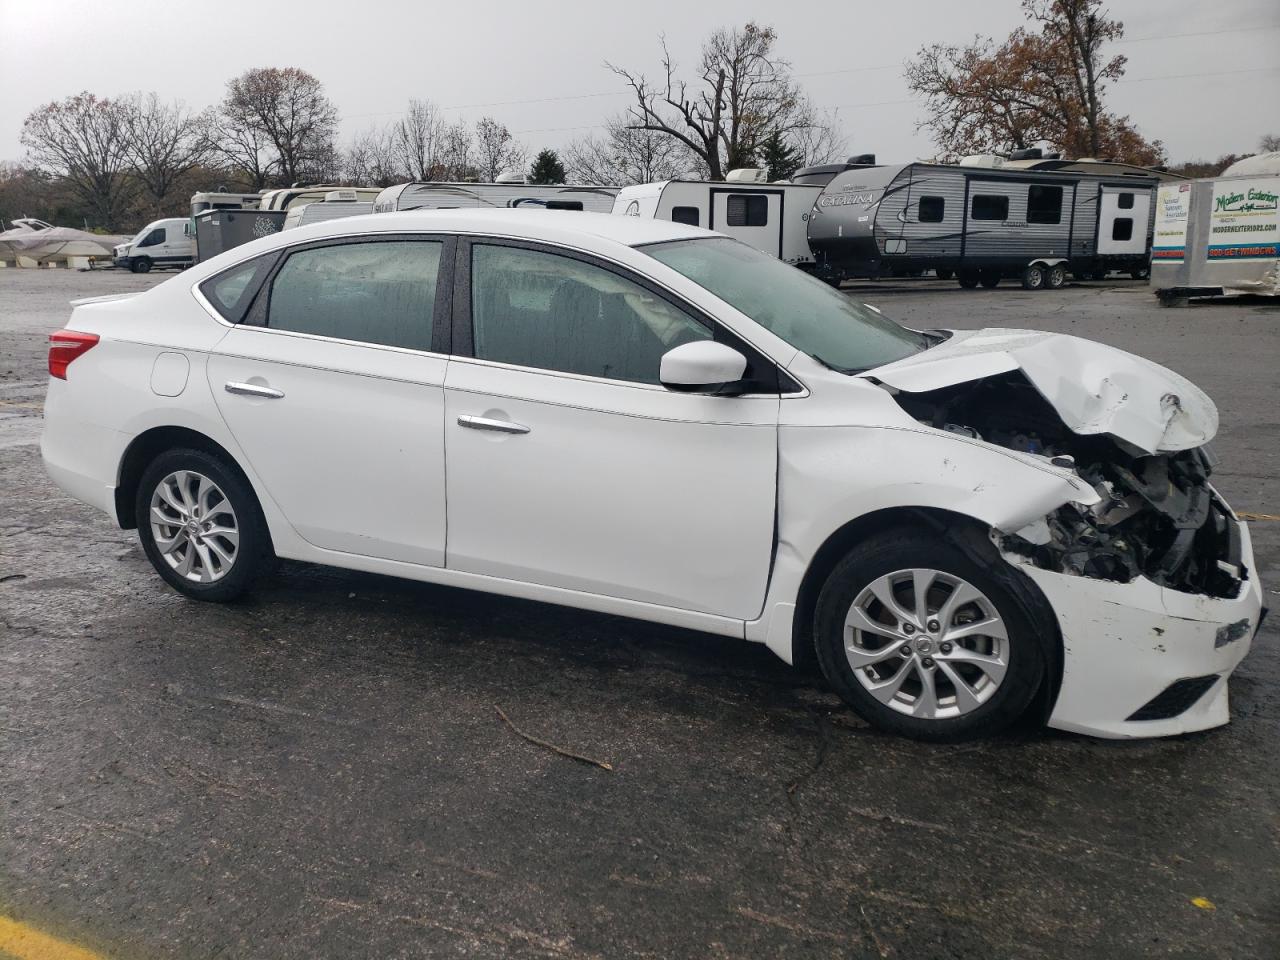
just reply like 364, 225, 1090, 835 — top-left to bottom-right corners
659, 340, 748, 394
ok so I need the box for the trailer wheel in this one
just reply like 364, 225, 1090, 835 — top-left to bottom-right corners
957, 270, 980, 289
1020, 264, 1045, 290
1131, 267, 1150, 280
1045, 264, 1067, 289
980, 270, 1001, 289
935, 268, 953, 281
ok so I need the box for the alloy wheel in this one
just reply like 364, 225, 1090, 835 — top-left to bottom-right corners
148, 470, 240, 583
843, 568, 1009, 720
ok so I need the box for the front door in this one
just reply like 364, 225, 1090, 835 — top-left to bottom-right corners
443, 239, 779, 619
208, 236, 451, 566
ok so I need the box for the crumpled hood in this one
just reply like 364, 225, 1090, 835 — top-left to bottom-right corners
862, 328, 1218, 455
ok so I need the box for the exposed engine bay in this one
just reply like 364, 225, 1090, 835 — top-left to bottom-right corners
890, 372, 1244, 599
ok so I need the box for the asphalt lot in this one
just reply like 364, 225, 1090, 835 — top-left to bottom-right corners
1, 266, 1277, 959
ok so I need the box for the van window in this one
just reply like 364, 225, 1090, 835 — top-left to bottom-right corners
971, 195, 1008, 221
1027, 185, 1063, 224
1111, 218, 1134, 241
918, 196, 945, 223
470, 244, 710, 384
1118, 192, 1135, 209
725, 194, 768, 227
671, 206, 700, 226
138, 228, 166, 247
266, 240, 442, 350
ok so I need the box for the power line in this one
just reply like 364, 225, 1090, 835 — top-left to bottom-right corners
1116, 23, 1280, 43
1118, 66, 1279, 82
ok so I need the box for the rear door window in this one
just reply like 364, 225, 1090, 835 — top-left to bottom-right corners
265, 240, 443, 351
725, 195, 768, 227
1112, 218, 1134, 241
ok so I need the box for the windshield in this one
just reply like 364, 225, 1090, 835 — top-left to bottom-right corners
642, 237, 928, 372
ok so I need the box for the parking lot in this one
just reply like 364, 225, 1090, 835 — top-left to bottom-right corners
1, 267, 1277, 959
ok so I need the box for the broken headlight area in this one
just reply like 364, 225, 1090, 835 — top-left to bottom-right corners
891, 372, 1244, 599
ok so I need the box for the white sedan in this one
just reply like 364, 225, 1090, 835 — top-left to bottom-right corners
42, 210, 1263, 741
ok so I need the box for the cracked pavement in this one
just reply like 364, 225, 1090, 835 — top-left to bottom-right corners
1, 268, 1277, 959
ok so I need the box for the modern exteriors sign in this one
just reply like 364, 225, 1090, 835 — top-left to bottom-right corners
1208, 178, 1279, 261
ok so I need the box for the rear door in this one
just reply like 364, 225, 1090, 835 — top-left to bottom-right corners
205, 235, 453, 566
1097, 185, 1151, 255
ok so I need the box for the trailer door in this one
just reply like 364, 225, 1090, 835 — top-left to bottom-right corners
1097, 185, 1151, 255
709, 188, 785, 258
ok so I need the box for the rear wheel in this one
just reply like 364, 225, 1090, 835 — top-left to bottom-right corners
1020, 264, 1045, 290
135, 448, 272, 602
1045, 264, 1067, 289
130, 257, 152, 274
813, 530, 1047, 741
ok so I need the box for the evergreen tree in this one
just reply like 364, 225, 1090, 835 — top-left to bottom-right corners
758, 129, 800, 182
529, 149, 566, 184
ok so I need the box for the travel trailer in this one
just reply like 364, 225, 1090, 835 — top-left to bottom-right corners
806, 155, 1165, 289
113, 217, 195, 273
1151, 152, 1280, 302
258, 185, 382, 211
282, 190, 375, 230
190, 191, 262, 215
612, 169, 824, 267
373, 181, 619, 214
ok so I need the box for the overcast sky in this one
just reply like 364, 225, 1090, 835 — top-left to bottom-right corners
1, 0, 1276, 169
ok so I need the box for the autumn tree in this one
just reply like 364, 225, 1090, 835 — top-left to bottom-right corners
20, 92, 135, 229
120, 93, 214, 216
217, 67, 339, 187
565, 115, 696, 185
906, 0, 1163, 165
609, 23, 837, 180
474, 117, 527, 181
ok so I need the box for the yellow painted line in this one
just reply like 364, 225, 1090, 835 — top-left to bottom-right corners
1238, 512, 1280, 522
0, 915, 112, 960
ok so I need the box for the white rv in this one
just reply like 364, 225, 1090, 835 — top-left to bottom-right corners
373, 181, 619, 214
258, 185, 382, 211
611, 169, 824, 267
113, 217, 196, 273
282, 190, 375, 230
190, 191, 261, 215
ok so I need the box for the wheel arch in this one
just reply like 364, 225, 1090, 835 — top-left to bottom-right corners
115, 425, 255, 530
789, 505, 1063, 724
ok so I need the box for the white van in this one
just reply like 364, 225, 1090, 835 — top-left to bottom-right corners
113, 218, 196, 273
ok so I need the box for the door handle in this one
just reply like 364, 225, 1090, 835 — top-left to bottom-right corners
225, 381, 285, 399
457, 414, 530, 435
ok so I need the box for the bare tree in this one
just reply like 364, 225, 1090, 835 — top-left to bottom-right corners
565, 114, 697, 184
608, 23, 821, 180
790, 109, 848, 168
474, 117, 527, 181
1260, 134, 1280, 153
219, 67, 340, 186
439, 121, 476, 180
120, 93, 214, 216
20, 91, 135, 229
392, 99, 446, 180
344, 125, 403, 186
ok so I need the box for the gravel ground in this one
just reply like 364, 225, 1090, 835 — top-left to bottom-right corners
1, 266, 1277, 960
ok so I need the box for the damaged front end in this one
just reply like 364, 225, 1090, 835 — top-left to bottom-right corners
891, 371, 1245, 600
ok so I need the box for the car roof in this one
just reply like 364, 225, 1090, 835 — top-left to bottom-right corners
282, 208, 708, 248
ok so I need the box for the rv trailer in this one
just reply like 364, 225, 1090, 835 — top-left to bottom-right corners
282, 190, 375, 230
612, 169, 823, 266
806, 157, 1166, 289
374, 182, 619, 214
190, 191, 262, 215
257, 185, 382, 211
1151, 152, 1280, 303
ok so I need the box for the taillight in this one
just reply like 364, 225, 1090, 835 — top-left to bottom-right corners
48, 329, 100, 380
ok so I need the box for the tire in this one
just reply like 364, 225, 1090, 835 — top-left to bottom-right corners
131, 257, 152, 274
979, 270, 1001, 289
957, 270, 980, 289
135, 447, 273, 602
1020, 264, 1045, 290
1131, 267, 1150, 280
1045, 264, 1067, 289
813, 528, 1048, 742
935, 268, 953, 281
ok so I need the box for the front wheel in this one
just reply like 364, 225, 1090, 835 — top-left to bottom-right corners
813, 530, 1047, 741
130, 257, 152, 274
135, 448, 273, 602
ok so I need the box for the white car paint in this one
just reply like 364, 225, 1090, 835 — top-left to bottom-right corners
41, 209, 1263, 739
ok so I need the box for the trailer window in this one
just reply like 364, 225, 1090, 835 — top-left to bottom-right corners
725, 194, 768, 227
1027, 185, 1063, 224
1117, 192, 1135, 209
671, 206, 700, 227
971, 195, 1008, 221
1111, 218, 1134, 241
917, 196, 945, 223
